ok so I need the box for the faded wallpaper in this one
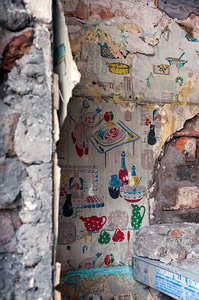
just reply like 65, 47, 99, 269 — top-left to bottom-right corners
56, 18, 199, 273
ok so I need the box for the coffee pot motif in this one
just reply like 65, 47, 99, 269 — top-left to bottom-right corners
147, 124, 156, 145
131, 204, 145, 229
108, 174, 122, 199
63, 194, 73, 217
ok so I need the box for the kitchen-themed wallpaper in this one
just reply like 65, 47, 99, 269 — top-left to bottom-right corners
56, 18, 199, 272
57, 98, 160, 271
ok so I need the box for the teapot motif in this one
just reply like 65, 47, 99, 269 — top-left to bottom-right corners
131, 204, 145, 229
108, 175, 122, 199
80, 215, 107, 232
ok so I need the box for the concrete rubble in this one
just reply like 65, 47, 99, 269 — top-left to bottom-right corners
133, 223, 199, 273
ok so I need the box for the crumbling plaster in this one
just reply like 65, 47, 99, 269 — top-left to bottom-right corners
0, 0, 54, 299
56, 4, 199, 298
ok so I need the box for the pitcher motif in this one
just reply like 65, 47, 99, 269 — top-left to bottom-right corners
108, 175, 122, 199
131, 204, 145, 229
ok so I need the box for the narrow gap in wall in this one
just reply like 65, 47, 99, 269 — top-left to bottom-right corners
52, 1, 81, 298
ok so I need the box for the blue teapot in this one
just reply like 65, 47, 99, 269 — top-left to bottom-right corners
108, 175, 122, 199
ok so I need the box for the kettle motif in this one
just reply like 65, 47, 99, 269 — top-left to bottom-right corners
80, 215, 107, 232
108, 175, 122, 199
131, 204, 145, 229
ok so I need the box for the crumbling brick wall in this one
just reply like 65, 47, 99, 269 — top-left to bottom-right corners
149, 114, 199, 224
0, 1, 53, 299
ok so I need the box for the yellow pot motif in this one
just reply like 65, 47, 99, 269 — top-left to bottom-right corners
106, 62, 132, 74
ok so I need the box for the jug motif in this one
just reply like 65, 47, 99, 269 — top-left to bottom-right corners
108, 175, 122, 199
131, 204, 145, 229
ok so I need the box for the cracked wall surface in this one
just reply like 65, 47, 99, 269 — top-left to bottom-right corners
56, 0, 199, 299
0, 0, 53, 299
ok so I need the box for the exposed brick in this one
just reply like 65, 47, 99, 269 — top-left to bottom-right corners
10, 211, 22, 231
176, 166, 197, 182
173, 114, 199, 137
1, 29, 34, 71
64, 0, 88, 20
177, 186, 199, 209
197, 140, 199, 160
0, 212, 15, 246
134, 223, 199, 270
174, 137, 189, 153
150, 133, 199, 224
89, 0, 162, 27
90, 1, 128, 20
0, 158, 26, 209
0, 113, 20, 157
171, 229, 180, 237
163, 187, 199, 210
184, 138, 196, 161
178, 249, 186, 260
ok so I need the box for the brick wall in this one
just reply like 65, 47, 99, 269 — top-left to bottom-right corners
150, 114, 199, 224
0, 1, 53, 299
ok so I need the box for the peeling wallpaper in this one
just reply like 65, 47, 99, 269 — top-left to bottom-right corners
70, 21, 199, 105
56, 0, 199, 290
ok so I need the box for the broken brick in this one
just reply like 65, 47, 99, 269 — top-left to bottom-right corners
178, 249, 186, 260
64, 0, 88, 20
0, 212, 15, 246
1, 29, 34, 71
171, 229, 180, 237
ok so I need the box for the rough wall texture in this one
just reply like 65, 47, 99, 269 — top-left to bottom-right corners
134, 223, 199, 272
56, 0, 199, 299
0, 1, 53, 299
150, 114, 199, 224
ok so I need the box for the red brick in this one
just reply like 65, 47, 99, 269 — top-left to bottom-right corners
0, 212, 15, 246
64, 0, 88, 20
89, 1, 130, 20
1, 29, 34, 71
171, 229, 180, 237
178, 249, 186, 260
174, 137, 189, 153
10, 211, 22, 231
174, 114, 199, 137
197, 140, 199, 160
90, 2, 117, 20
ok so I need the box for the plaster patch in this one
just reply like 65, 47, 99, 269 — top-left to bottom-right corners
184, 138, 197, 158
163, 186, 199, 210
24, 0, 52, 23
123, 30, 155, 55
155, 104, 199, 158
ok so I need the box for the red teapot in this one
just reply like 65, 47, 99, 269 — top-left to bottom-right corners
80, 215, 107, 232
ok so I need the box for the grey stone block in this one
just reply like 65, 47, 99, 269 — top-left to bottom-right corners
0, 1, 30, 31
133, 223, 199, 272
0, 158, 26, 209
